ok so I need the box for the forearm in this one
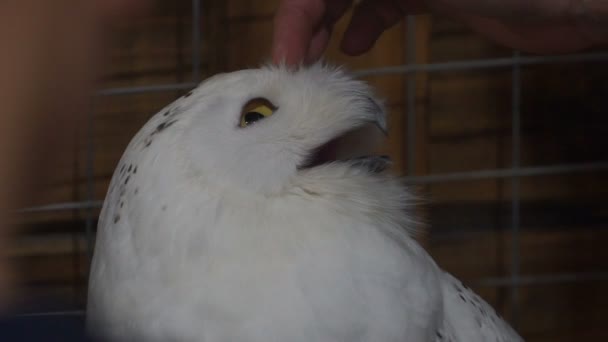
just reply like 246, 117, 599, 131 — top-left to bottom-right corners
572, 0, 608, 44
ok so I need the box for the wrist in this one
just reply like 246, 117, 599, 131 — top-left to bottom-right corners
572, 0, 608, 45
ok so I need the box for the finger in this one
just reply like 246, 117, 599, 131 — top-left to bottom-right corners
272, 0, 326, 65
340, 0, 408, 56
306, 25, 332, 63
306, 0, 353, 63
324, 0, 354, 24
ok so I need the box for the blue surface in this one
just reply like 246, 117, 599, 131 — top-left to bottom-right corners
0, 314, 93, 341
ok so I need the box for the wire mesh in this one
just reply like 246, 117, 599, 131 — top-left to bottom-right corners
510, 50, 522, 324
14, 5, 608, 324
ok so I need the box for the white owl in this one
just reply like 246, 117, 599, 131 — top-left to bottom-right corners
87, 64, 524, 342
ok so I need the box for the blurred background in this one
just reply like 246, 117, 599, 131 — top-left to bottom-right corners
6, 1, 608, 341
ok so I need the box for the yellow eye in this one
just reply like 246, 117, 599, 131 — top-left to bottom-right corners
239, 98, 277, 128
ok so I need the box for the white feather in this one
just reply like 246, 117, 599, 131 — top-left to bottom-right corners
87, 64, 523, 342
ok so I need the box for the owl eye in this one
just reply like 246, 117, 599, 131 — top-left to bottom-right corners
239, 98, 277, 128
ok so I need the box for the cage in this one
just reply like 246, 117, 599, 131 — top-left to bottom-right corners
6, 1, 608, 341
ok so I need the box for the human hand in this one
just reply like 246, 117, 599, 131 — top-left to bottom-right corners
272, 0, 608, 65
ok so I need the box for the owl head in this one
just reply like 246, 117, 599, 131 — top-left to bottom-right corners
175, 64, 388, 195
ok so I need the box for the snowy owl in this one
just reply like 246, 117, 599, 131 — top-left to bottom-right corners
87, 64, 523, 342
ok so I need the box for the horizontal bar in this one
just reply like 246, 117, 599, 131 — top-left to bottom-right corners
475, 271, 608, 287
97, 82, 197, 96
15, 161, 608, 214
17, 200, 103, 214
13, 272, 608, 317
93, 52, 608, 97
13, 310, 85, 318
354, 51, 608, 77
404, 161, 608, 185
430, 224, 608, 243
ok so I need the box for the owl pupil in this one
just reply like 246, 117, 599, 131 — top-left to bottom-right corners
244, 112, 264, 125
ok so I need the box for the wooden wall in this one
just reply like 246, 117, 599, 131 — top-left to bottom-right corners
8, 1, 608, 340
424, 17, 608, 341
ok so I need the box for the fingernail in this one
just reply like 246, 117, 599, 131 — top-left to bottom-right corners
272, 45, 287, 65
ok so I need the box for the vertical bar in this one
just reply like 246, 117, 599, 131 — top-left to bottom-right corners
406, 16, 416, 176
192, 0, 202, 83
510, 50, 522, 325
85, 103, 95, 262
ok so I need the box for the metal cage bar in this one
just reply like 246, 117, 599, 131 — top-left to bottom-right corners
192, 0, 202, 83
16, 161, 608, 214
17, 161, 608, 213
13, 9, 608, 318
97, 83, 197, 97
406, 16, 417, 176
354, 51, 608, 77
84, 102, 95, 261
510, 50, 522, 323
93, 52, 608, 98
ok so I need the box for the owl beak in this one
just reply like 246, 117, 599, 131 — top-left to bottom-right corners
373, 110, 388, 136
364, 96, 388, 136
348, 155, 392, 173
